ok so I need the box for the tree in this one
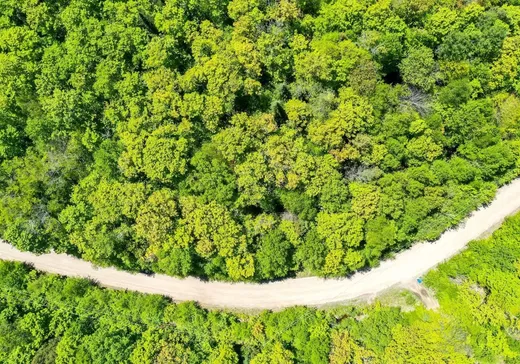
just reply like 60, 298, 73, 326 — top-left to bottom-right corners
256, 229, 292, 279
135, 188, 178, 257
209, 345, 239, 364
399, 47, 436, 92
234, 151, 274, 208
251, 342, 294, 364
364, 216, 396, 264
171, 198, 254, 280
490, 36, 520, 91
279, 190, 317, 221
496, 94, 520, 138
294, 34, 373, 88
263, 127, 315, 189
295, 228, 327, 275
284, 99, 312, 129
179, 143, 237, 206
0, 110, 28, 162
130, 328, 200, 364
312, 0, 365, 36
329, 331, 379, 364
308, 88, 374, 150
384, 317, 472, 364
349, 183, 381, 219
59, 179, 147, 268
406, 135, 442, 165
141, 125, 190, 182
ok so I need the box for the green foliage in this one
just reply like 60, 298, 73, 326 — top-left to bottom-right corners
1, 0, 520, 282
256, 228, 293, 280
3, 211, 520, 362
399, 46, 436, 91
424, 213, 520, 363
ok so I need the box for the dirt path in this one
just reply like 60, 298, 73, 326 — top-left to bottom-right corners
402, 281, 440, 310
1, 180, 520, 310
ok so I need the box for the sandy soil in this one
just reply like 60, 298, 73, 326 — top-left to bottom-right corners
1, 179, 520, 310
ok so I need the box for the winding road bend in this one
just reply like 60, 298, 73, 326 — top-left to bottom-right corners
1, 179, 520, 309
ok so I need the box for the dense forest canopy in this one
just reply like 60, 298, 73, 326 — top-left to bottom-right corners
2, 0, 520, 281
3, 210, 520, 363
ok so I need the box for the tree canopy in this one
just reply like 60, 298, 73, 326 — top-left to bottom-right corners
1, 0, 520, 281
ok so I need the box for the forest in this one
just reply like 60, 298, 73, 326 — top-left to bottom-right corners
2, 205, 520, 363
2, 0, 520, 281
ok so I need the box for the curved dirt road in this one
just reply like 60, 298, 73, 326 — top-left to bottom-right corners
1, 179, 520, 309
